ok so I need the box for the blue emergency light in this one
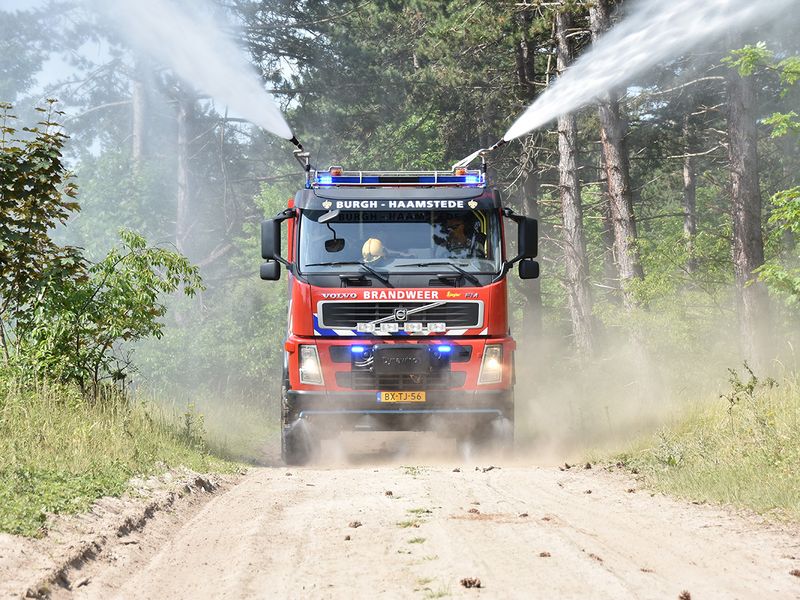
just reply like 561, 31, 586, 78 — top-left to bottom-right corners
310, 168, 486, 189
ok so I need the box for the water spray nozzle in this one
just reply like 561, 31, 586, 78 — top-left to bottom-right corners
289, 135, 304, 151
485, 139, 507, 153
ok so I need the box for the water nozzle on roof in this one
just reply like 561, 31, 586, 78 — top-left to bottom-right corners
289, 135, 303, 151
451, 138, 507, 171
485, 138, 506, 153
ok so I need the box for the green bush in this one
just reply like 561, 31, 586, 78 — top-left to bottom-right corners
1, 102, 202, 394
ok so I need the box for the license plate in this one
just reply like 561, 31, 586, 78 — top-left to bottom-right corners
377, 391, 426, 403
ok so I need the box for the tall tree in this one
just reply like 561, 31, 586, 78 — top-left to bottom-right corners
682, 111, 698, 273
589, 0, 644, 306
514, 8, 544, 338
131, 59, 150, 168
555, 9, 594, 356
726, 59, 770, 363
175, 90, 193, 254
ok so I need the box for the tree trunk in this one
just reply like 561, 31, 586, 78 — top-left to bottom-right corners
556, 11, 595, 357
590, 0, 644, 306
597, 156, 619, 298
176, 94, 192, 254
131, 60, 148, 167
514, 9, 536, 96
682, 113, 698, 273
727, 65, 770, 365
0, 317, 9, 364
514, 9, 543, 340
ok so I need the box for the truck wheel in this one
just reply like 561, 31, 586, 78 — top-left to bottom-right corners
281, 421, 317, 466
280, 383, 318, 466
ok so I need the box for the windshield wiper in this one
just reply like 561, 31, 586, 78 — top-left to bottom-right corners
408, 261, 481, 287
304, 261, 394, 288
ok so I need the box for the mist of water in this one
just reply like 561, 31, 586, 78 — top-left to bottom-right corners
504, 0, 792, 141
92, 0, 293, 140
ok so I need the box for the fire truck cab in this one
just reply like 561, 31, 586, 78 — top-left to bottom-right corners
261, 166, 539, 465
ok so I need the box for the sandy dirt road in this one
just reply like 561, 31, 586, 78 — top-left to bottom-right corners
46, 449, 800, 600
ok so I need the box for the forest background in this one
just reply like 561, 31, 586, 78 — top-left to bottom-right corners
1, 0, 800, 472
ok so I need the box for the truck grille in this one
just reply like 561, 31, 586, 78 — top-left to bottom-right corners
319, 301, 482, 329
336, 371, 467, 391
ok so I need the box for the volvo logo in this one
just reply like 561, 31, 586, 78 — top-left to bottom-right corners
393, 308, 408, 321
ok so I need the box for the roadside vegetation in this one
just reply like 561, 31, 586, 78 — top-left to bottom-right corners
0, 104, 239, 537
0, 380, 236, 537
614, 366, 800, 520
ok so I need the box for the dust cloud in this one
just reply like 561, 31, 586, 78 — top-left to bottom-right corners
510, 309, 800, 464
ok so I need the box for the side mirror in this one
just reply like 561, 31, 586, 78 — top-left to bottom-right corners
260, 261, 281, 281
261, 219, 281, 260
518, 217, 538, 259
519, 259, 540, 280
325, 238, 345, 253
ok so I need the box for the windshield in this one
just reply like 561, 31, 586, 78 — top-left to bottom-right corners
298, 209, 502, 274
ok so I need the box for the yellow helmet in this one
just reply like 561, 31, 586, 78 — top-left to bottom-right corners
362, 238, 385, 263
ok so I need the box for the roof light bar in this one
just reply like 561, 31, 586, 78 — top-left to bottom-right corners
308, 168, 486, 189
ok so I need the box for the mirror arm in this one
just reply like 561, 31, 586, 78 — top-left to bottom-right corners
270, 256, 291, 269
493, 209, 527, 282
502, 207, 524, 223
273, 208, 295, 223
267, 208, 296, 269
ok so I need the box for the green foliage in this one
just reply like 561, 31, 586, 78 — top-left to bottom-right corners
182, 401, 207, 450
762, 111, 800, 137
722, 42, 773, 76
758, 187, 800, 303
0, 100, 85, 347
716, 43, 800, 305
769, 187, 800, 234
757, 188, 800, 302
1, 103, 203, 391
733, 43, 800, 304
720, 362, 776, 414
15, 228, 203, 390
70, 150, 177, 259
777, 56, 800, 88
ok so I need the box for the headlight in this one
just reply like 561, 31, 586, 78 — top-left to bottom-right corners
478, 344, 503, 384
299, 345, 323, 385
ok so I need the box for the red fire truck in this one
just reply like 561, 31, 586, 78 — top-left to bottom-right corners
260, 164, 538, 464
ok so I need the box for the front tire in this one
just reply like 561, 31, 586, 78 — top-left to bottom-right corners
281, 422, 316, 466
280, 382, 318, 466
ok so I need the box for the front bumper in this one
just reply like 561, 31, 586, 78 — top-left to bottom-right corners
285, 389, 513, 434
